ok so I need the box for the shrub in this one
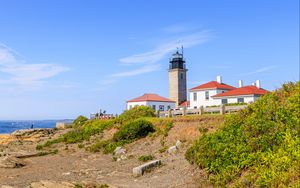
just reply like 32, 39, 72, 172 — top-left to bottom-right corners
72, 115, 88, 128
138, 155, 154, 162
113, 119, 155, 142
114, 106, 155, 124
63, 120, 113, 144
186, 82, 300, 187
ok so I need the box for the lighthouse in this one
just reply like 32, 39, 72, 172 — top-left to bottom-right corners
168, 48, 187, 107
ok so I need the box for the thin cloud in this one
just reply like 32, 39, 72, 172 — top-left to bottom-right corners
110, 64, 161, 78
162, 23, 200, 34
96, 28, 212, 91
0, 44, 69, 88
119, 31, 211, 66
238, 66, 278, 76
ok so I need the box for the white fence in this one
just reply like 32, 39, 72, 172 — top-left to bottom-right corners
157, 105, 247, 118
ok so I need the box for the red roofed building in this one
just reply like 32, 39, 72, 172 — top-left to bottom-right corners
127, 93, 175, 111
189, 76, 236, 108
189, 77, 268, 108
212, 85, 268, 104
179, 101, 190, 109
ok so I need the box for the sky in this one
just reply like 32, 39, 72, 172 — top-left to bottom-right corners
0, 0, 299, 120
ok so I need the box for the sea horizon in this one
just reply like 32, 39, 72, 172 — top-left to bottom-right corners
0, 119, 73, 134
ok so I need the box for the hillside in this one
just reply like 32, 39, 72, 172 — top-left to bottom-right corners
186, 82, 300, 187
0, 109, 224, 188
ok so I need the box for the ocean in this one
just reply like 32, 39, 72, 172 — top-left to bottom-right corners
0, 120, 72, 134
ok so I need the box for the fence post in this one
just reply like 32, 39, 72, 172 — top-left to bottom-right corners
220, 104, 225, 115
168, 109, 172, 117
182, 107, 187, 116
199, 106, 204, 115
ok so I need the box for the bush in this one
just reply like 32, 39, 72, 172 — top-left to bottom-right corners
115, 106, 155, 124
36, 119, 113, 149
186, 82, 300, 187
73, 115, 88, 128
113, 119, 155, 142
138, 155, 154, 162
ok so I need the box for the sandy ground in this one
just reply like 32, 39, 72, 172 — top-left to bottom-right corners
0, 116, 223, 188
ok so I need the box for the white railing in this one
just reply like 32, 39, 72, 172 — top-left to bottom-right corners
157, 105, 248, 118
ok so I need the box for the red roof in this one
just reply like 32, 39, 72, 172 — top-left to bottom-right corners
179, 101, 190, 107
127, 93, 175, 103
212, 85, 268, 98
190, 81, 236, 91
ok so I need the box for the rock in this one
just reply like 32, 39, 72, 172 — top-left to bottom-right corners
1, 186, 14, 188
0, 156, 25, 168
132, 160, 161, 177
168, 146, 177, 154
175, 140, 182, 148
11, 128, 54, 138
114, 147, 126, 155
29, 180, 74, 188
56, 122, 72, 129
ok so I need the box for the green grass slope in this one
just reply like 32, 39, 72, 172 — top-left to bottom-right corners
186, 82, 300, 187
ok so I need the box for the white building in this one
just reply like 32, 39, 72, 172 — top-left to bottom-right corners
212, 80, 268, 104
189, 76, 236, 108
127, 93, 176, 111
189, 76, 268, 108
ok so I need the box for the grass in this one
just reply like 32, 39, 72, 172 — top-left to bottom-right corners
186, 82, 300, 187
138, 154, 154, 162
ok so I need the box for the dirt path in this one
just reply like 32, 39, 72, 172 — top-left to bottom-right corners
0, 117, 223, 187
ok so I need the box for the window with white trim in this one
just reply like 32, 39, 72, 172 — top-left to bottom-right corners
205, 91, 209, 100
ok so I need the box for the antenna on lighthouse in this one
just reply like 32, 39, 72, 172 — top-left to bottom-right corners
181, 46, 184, 57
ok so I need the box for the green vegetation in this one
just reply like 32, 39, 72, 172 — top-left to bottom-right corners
138, 154, 154, 162
36, 120, 113, 150
186, 82, 300, 187
113, 119, 155, 142
72, 115, 88, 128
88, 119, 155, 154
114, 106, 155, 124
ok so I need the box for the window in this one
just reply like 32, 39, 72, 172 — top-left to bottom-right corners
152, 105, 156, 110
193, 92, 197, 101
159, 105, 164, 111
180, 73, 183, 79
221, 99, 228, 104
238, 98, 244, 103
194, 106, 197, 109
129, 105, 132, 109
205, 91, 209, 100
167, 105, 171, 110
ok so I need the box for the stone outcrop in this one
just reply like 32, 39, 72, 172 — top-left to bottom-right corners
29, 180, 74, 188
132, 160, 161, 177
0, 156, 25, 168
11, 128, 54, 137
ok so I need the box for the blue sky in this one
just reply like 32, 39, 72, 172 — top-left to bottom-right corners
0, 0, 299, 120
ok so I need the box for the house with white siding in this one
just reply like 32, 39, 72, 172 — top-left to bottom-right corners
212, 80, 268, 104
127, 93, 176, 111
189, 76, 236, 108
189, 76, 268, 108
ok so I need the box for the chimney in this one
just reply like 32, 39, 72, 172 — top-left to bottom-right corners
256, 80, 261, 88
238, 80, 243, 88
217, 75, 222, 83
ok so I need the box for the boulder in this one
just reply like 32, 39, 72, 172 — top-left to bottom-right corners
114, 147, 126, 155
29, 180, 74, 188
11, 128, 54, 137
167, 146, 177, 154
132, 160, 161, 177
175, 140, 182, 148
0, 156, 25, 168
